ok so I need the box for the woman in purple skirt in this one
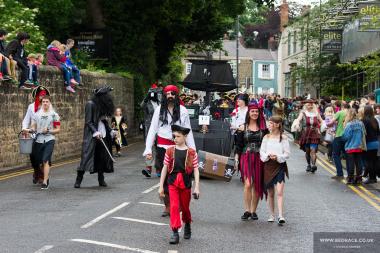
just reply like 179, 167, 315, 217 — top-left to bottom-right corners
234, 102, 268, 221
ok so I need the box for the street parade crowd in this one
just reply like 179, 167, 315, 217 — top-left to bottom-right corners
19, 82, 380, 245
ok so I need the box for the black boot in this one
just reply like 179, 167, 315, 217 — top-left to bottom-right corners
311, 165, 317, 173
74, 171, 84, 188
98, 172, 107, 187
184, 223, 191, 239
169, 229, 179, 244
306, 165, 312, 172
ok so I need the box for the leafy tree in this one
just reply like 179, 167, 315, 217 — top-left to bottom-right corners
0, 0, 46, 52
19, 0, 87, 42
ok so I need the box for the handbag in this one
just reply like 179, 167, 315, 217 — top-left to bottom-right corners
324, 132, 334, 143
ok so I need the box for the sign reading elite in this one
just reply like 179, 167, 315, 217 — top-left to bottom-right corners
321, 29, 343, 53
73, 30, 111, 60
358, 1, 380, 32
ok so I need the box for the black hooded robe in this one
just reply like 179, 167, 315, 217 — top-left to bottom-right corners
78, 100, 114, 174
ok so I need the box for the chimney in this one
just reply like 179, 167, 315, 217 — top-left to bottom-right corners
268, 36, 277, 50
280, 0, 289, 32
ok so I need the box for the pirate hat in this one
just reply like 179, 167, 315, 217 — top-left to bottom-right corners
94, 85, 113, 96
171, 124, 190, 135
31, 85, 50, 99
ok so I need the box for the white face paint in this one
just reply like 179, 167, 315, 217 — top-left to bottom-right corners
150, 92, 154, 98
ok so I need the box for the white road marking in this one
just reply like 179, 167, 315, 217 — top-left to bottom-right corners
81, 202, 130, 229
168, 251, 178, 253
34, 245, 54, 253
70, 239, 158, 253
112, 217, 169, 226
139, 201, 165, 207
142, 183, 160, 193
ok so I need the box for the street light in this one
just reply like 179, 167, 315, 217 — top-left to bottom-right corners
236, 16, 240, 94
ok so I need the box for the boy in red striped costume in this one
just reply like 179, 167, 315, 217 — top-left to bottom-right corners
158, 125, 200, 244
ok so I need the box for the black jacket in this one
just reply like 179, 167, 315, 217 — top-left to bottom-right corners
78, 100, 114, 173
5, 39, 26, 62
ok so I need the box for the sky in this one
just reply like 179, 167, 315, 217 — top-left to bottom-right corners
275, 0, 324, 7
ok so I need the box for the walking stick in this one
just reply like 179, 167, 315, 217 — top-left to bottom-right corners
99, 138, 116, 163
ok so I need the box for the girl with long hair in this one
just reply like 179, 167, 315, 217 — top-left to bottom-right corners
235, 102, 268, 220
260, 116, 290, 224
361, 106, 380, 184
296, 99, 323, 173
323, 106, 336, 162
342, 109, 365, 185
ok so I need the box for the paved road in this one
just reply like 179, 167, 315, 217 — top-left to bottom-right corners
1, 140, 380, 253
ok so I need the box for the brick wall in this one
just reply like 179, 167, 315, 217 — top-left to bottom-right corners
0, 66, 136, 169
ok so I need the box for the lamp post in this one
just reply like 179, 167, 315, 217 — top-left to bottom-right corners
318, 0, 322, 99
236, 16, 240, 94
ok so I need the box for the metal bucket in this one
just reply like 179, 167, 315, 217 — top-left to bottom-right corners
18, 131, 34, 154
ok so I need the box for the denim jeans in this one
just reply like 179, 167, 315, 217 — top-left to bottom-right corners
332, 136, 347, 176
61, 64, 71, 86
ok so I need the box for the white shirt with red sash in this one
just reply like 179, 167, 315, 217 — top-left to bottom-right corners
143, 105, 196, 156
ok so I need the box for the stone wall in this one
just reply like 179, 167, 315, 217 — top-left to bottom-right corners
0, 66, 136, 169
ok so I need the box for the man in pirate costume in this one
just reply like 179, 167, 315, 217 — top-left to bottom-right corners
22, 85, 50, 184
141, 83, 161, 177
74, 86, 115, 188
143, 84, 196, 216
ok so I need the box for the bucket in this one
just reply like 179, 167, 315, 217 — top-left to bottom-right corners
18, 131, 34, 154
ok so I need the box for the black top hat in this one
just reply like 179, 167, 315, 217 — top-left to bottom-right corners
171, 125, 190, 135
93, 85, 113, 96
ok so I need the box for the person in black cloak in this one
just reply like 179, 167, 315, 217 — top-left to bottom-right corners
74, 85, 115, 188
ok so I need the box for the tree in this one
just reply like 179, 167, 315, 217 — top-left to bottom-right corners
0, 0, 46, 52
19, 0, 87, 42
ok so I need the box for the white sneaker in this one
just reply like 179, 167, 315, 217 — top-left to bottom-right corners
267, 215, 275, 222
66, 86, 76, 93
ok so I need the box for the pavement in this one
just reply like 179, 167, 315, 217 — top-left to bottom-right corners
1, 139, 380, 253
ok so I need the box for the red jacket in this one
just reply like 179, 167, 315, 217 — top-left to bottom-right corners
165, 146, 197, 175
46, 47, 66, 70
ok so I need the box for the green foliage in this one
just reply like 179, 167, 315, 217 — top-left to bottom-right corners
239, 0, 269, 26
347, 51, 380, 88
19, 0, 87, 42
0, 0, 46, 52
160, 45, 186, 84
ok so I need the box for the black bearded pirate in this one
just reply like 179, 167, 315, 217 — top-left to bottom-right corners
74, 86, 115, 188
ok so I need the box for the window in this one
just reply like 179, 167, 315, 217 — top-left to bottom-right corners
285, 73, 291, 98
262, 64, 270, 79
296, 77, 304, 96
288, 33, 292, 56
293, 31, 297, 54
185, 62, 192, 75
300, 27, 304, 50
258, 64, 274, 79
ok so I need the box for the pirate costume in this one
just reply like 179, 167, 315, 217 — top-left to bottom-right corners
22, 86, 50, 184
143, 85, 195, 215
235, 102, 268, 199
163, 125, 198, 244
298, 99, 321, 172
75, 86, 115, 188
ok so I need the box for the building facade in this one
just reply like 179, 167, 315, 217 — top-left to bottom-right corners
183, 40, 278, 95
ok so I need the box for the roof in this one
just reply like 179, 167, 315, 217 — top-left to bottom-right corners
212, 40, 277, 62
